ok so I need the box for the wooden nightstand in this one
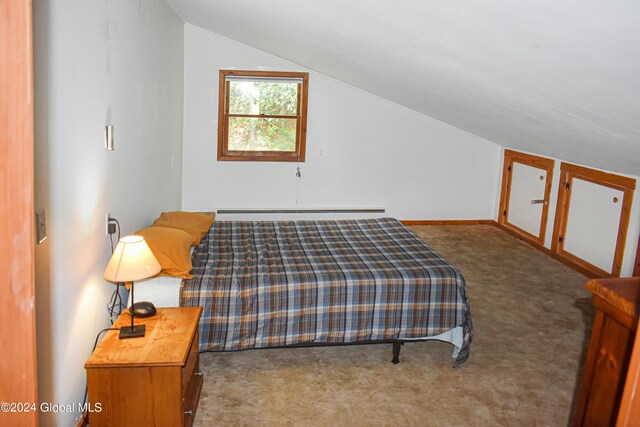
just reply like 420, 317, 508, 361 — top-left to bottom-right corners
85, 307, 203, 427
574, 278, 639, 426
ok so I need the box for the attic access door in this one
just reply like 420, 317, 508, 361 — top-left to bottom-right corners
551, 162, 636, 277
499, 150, 554, 245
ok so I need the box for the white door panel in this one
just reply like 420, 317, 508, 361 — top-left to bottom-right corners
508, 162, 546, 237
563, 178, 623, 273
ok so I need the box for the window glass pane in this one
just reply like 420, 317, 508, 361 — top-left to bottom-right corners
228, 117, 297, 152
228, 81, 298, 116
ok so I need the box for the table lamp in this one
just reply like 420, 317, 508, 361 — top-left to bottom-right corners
104, 235, 161, 339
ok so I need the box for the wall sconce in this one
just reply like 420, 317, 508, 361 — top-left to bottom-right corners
105, 124, 114, 151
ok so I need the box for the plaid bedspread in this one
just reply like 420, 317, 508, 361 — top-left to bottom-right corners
181, 218, 472, 365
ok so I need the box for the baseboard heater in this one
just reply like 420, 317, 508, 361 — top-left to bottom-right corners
217, 208, 386, 214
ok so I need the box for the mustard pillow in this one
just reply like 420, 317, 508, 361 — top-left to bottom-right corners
134, 227, 195, 279
151, 211, 215, 245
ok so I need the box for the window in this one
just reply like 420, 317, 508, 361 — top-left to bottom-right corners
217, 70, 309, 162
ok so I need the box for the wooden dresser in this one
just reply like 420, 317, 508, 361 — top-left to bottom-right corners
574, 277, 640, 426
85, 307, 203, 427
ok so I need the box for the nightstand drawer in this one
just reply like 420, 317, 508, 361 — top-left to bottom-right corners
181, 328, 202, 427
183, 368, 203, 427
182, 330, 199, 398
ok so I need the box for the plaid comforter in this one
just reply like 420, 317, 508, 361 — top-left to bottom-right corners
181, 218, 472, 365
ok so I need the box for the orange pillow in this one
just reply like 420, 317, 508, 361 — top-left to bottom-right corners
151, 211, 215, 245
134, 227, 195, 279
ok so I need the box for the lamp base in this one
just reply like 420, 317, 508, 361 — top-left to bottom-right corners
118, 324, 145, 339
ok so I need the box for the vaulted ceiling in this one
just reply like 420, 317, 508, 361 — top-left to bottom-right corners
167, 0, 640, 175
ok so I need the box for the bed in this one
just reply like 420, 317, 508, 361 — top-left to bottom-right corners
164, 217, 474, 366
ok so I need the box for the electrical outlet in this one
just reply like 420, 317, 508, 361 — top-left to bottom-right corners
105, 213, 111, 236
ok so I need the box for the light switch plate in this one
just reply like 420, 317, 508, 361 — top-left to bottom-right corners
36, 209, 47, 244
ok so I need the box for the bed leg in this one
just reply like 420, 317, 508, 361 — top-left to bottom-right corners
392, 341, 401, 364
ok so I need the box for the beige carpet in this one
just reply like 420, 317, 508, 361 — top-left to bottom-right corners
193, 225, 592, 426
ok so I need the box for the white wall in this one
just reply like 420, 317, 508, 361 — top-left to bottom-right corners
495, 148, 640, 277
33, 1, 184, 425
181, 25, 501, 221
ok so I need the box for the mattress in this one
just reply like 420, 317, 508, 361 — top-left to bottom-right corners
182, 218, 473, 366
128, 275, 182, 308
126, 247, 193, 307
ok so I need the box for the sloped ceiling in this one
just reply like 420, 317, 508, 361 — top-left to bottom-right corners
167, 0, 640, 175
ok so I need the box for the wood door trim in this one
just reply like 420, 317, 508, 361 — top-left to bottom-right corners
633, 233, 640, 277
499, 150, 555, 246
561, 162, 636, 191
503, 149, 555, 169
552, 162, 636, 278
0, 0, 38, 425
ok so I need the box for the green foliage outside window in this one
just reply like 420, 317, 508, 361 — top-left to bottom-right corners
228, 81, 298, 152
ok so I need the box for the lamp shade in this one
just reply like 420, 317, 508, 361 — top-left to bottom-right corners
104, 235, 161, 282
